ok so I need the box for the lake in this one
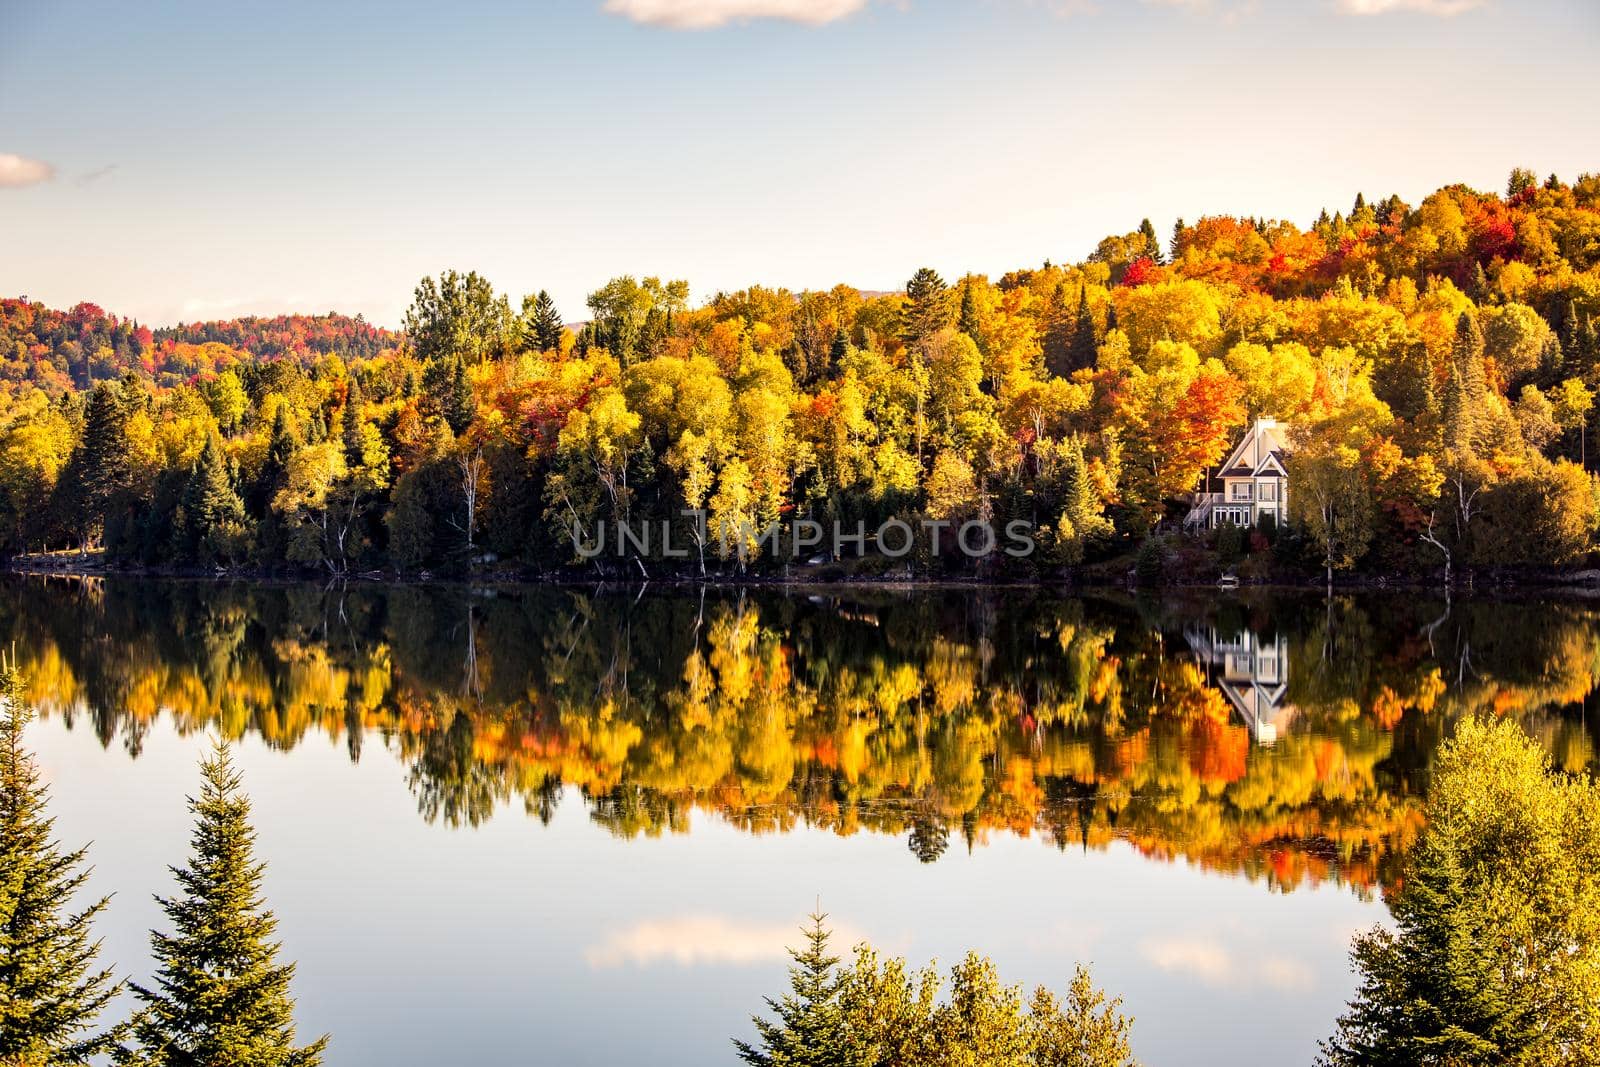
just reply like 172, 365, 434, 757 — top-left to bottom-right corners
5, 576, 1597, 1065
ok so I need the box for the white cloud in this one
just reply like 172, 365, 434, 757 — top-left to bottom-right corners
1336, 0, 1484, 15
1139, 934, 1315, 991
602, 0, 869, 29
0, 154, 55, 188
587, 914, 865, 968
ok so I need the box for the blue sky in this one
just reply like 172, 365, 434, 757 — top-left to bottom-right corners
2, 0, 1597, 328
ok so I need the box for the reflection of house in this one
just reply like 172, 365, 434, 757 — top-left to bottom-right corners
1184, 625, 1297, 744
1184, 417, 1291, 530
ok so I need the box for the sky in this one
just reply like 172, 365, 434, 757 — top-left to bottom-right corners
1, 0, 1597, 329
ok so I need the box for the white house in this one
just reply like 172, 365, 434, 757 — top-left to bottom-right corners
1183, 417, 1291, 530
1183, 624, 1297, 744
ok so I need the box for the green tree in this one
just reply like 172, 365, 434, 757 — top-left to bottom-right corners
521, 290, 565, 354
1321, 716, 1600, 1066
735, 911, 847, 1067
422, 354, 474, 435
131, 741, 329, 1067
181, 434, 247, 563
1137, 218, 1162, 264
403, 270, 513, 366
0, 662, 126, 1065
901, 268, 951, 348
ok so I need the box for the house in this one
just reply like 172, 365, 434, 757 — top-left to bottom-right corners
1183, 417, 1291, 530
1183, 623, 1297, 744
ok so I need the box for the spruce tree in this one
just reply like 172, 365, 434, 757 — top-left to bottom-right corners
340, 378, 366, 468
181, 434, 246, 562
956, 280, 981, 349
734, 912, 848, 1067
1137, 218, 1162, 263
0, 661, 126, 1064
900, 267, 950, 348
1066, 286, 1098, 374
523, 290, 565, 354
829, 324, 850, 367
251, 407, 299, 516
131, 742, 328, 1067
1170, 217, 1186, 261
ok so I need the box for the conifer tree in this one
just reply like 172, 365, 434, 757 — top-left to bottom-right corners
1065, 286, 1098, 374
1321, 716, 1600, 1064
522, 289, 565, 354
1170, 217, 1186, 261
829, 324, 850, 367
251, 407, 299, 516
1137, 218, 1162, 264
957, 280, 982, 348
131, 742, 329, 1067
0, 661, 126, 1064
340, 378, 366, 468
181, 434, 246, 561
901, 268, 950, 348
734, 912, 847, 1067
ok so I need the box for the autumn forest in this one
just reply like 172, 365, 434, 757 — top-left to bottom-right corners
5, 169, 1600, 582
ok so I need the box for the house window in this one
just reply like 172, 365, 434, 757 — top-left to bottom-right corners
1230, 483, 1253, 501
1258, 481, 1278, 502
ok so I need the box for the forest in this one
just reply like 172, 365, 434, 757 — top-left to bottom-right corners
4, 168, 1600, 580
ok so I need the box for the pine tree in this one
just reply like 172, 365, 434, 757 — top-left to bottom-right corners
131, 742, 329, 1067
1444, 312, 1488, 455
422, 354, 474, 435
829, 324, 850, 367
251, 407, 299, 516
1375, 340, 1436, 421
74, 381, 133, 521
1137, 218, 1162, 264
341, 378, 366, 468
734, 912, 848, 1067
181, 434, 246, 562
1066, 286, 1098, 374
1170, 217, 1186, 261
956, 280, 982, 348
900, 267, 950, 348
0, 661, 126, 1064
523, 289, 565, 354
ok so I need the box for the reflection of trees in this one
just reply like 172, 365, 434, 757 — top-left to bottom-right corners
3, 577, 1597, 893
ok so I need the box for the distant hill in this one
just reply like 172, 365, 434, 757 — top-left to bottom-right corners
0, 300, 400, 391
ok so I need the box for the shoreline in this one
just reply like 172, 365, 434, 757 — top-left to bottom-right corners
8, 557, 1600, 597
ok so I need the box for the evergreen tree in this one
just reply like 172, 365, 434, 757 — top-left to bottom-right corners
1444, 311, 1488, 454
1375, 340, 1436, 420
181, 434, 246, 562
422, 354, 474, 435
900, 268, 950, 348
1066, 286, 1098, 374
0, 662, 126, 1065
734, 912, 848, 1067
1043, 282, 1074, 379
341, 378, 366, 468
1170, 217, 1186, 261
251, 407, 299, 516
957, 280, 982, 349
131, 742, 329, 1067
829, 324, 850, 367
1321, 716, 1600, 1064
522, 289, 565, 354
1137, 218, 1162, 264
68, 381, 133, 527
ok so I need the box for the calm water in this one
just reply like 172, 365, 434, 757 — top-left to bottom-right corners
7, 576, 1598, 1065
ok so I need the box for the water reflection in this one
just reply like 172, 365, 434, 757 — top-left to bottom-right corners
4, 576, 1596, 896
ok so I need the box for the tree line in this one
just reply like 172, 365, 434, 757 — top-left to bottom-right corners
4, 170, 1600, 579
